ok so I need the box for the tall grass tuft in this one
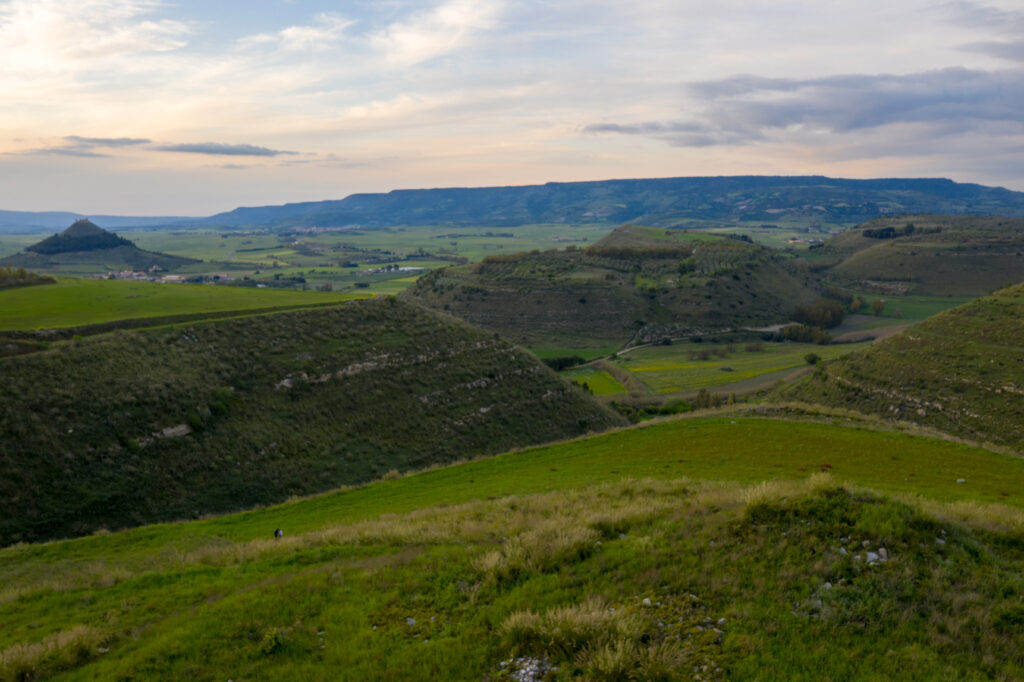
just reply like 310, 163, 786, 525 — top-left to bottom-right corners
0, 625, 108, 681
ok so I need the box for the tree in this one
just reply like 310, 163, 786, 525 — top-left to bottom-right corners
804, 352, 821, 365
871, 298, 885, 316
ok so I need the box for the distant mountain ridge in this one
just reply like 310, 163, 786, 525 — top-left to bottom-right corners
0, 210, 194, 233
201, 176, 1024, 229
6, 176, 1024, 233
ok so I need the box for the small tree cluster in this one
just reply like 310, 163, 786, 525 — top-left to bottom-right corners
793, 298, 845, 329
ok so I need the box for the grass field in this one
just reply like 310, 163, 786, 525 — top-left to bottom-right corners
845, 292, 975, 320
8, 416, 1020, 564
2, 416, 1023, 680
584, 341, 870, 396
0, 278, 363, 330
563, 367, 628, 395
123, 224, 616, 268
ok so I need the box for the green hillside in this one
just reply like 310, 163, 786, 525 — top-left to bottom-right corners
814, 214, 1024, 296
2, 416, 1023, 680
2, 220, 197, 273
0, 299, 623, 544
780, 282, 1024, 450
401, 225, 820, 353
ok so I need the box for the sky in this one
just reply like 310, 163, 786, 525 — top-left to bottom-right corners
1, 0, 1023, 215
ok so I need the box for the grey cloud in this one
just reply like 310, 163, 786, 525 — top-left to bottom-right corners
154, 142, 297, 156
13, 134, 152, 158
964, 40, 1024, 62
586, 68, 1024, 149
943, 1, 1024, 34
23, 147, 109, 158
64, 135, 151, 147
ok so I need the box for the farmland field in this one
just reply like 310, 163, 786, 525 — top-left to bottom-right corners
563, 366, 627, 395
573, 341, 871, 396
0, 277, 364, 330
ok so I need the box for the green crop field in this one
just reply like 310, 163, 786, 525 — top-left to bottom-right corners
2, 416, 1023, 680
593, 341, 870, 396
563, 366, 628, 395
0, 277, 363, 330
844, 292, 975, 321
122, 224, 615, 270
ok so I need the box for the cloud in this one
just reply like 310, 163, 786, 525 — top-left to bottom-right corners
586, 68, 1024, 149
943, 1, 1024, 34
12, 134, 152, 157
153, 142, 298, 157
0, 1, 189, 72
964, 40, 1024, 61
372, 0, 503, 66
238, 12, 353, 52
64, 135, 151, 147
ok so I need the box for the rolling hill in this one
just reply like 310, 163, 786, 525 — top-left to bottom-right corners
779, 282, 1024, 450
0, 298, 624, 545
2, 415, 1023, 680
0, 219, 197, 272
400, 225, 821, 351
812, 214, 1024, 296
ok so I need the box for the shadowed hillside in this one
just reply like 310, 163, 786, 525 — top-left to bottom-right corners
813, 214, 1024, 296
0, 299, 624, 544
401, 225, 821, 350
779, 282, 1024, 450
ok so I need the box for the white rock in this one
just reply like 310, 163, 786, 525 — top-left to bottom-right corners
642, 598, 652, 606
866, 551, 879, 563
878, 548, 888, 561
956, 478, 966, 484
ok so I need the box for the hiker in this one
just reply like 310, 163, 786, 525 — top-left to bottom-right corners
274, 528, 283, 540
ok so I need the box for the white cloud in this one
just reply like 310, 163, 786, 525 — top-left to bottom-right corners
0, 0, 188, 72
371, 0, 503, 67
238, 12, 353, 53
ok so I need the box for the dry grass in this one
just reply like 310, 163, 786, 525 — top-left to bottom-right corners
0, 625, 108, 681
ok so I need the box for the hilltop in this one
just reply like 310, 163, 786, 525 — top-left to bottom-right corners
1, 219, 197, 272
401, 225, 820, 351
812, 214, 1024, 296
199, 176, 1024, 230
779, 282, 1024, 450
0, 299, 623, 544
1, 415, 1023, 680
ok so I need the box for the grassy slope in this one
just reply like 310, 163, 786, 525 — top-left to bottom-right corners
780, 282, 1024, 450
2, 416, 1023, 680
0, 299, 623, 544
817, 214, 1024, 296
0, 278, 362, 331
401, 226, 821, 352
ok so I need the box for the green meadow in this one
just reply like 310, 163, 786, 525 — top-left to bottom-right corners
579, 341, 871, 396
0, 278, 363, 330
563, 366, 628, 395
2, 416, 1023, 680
